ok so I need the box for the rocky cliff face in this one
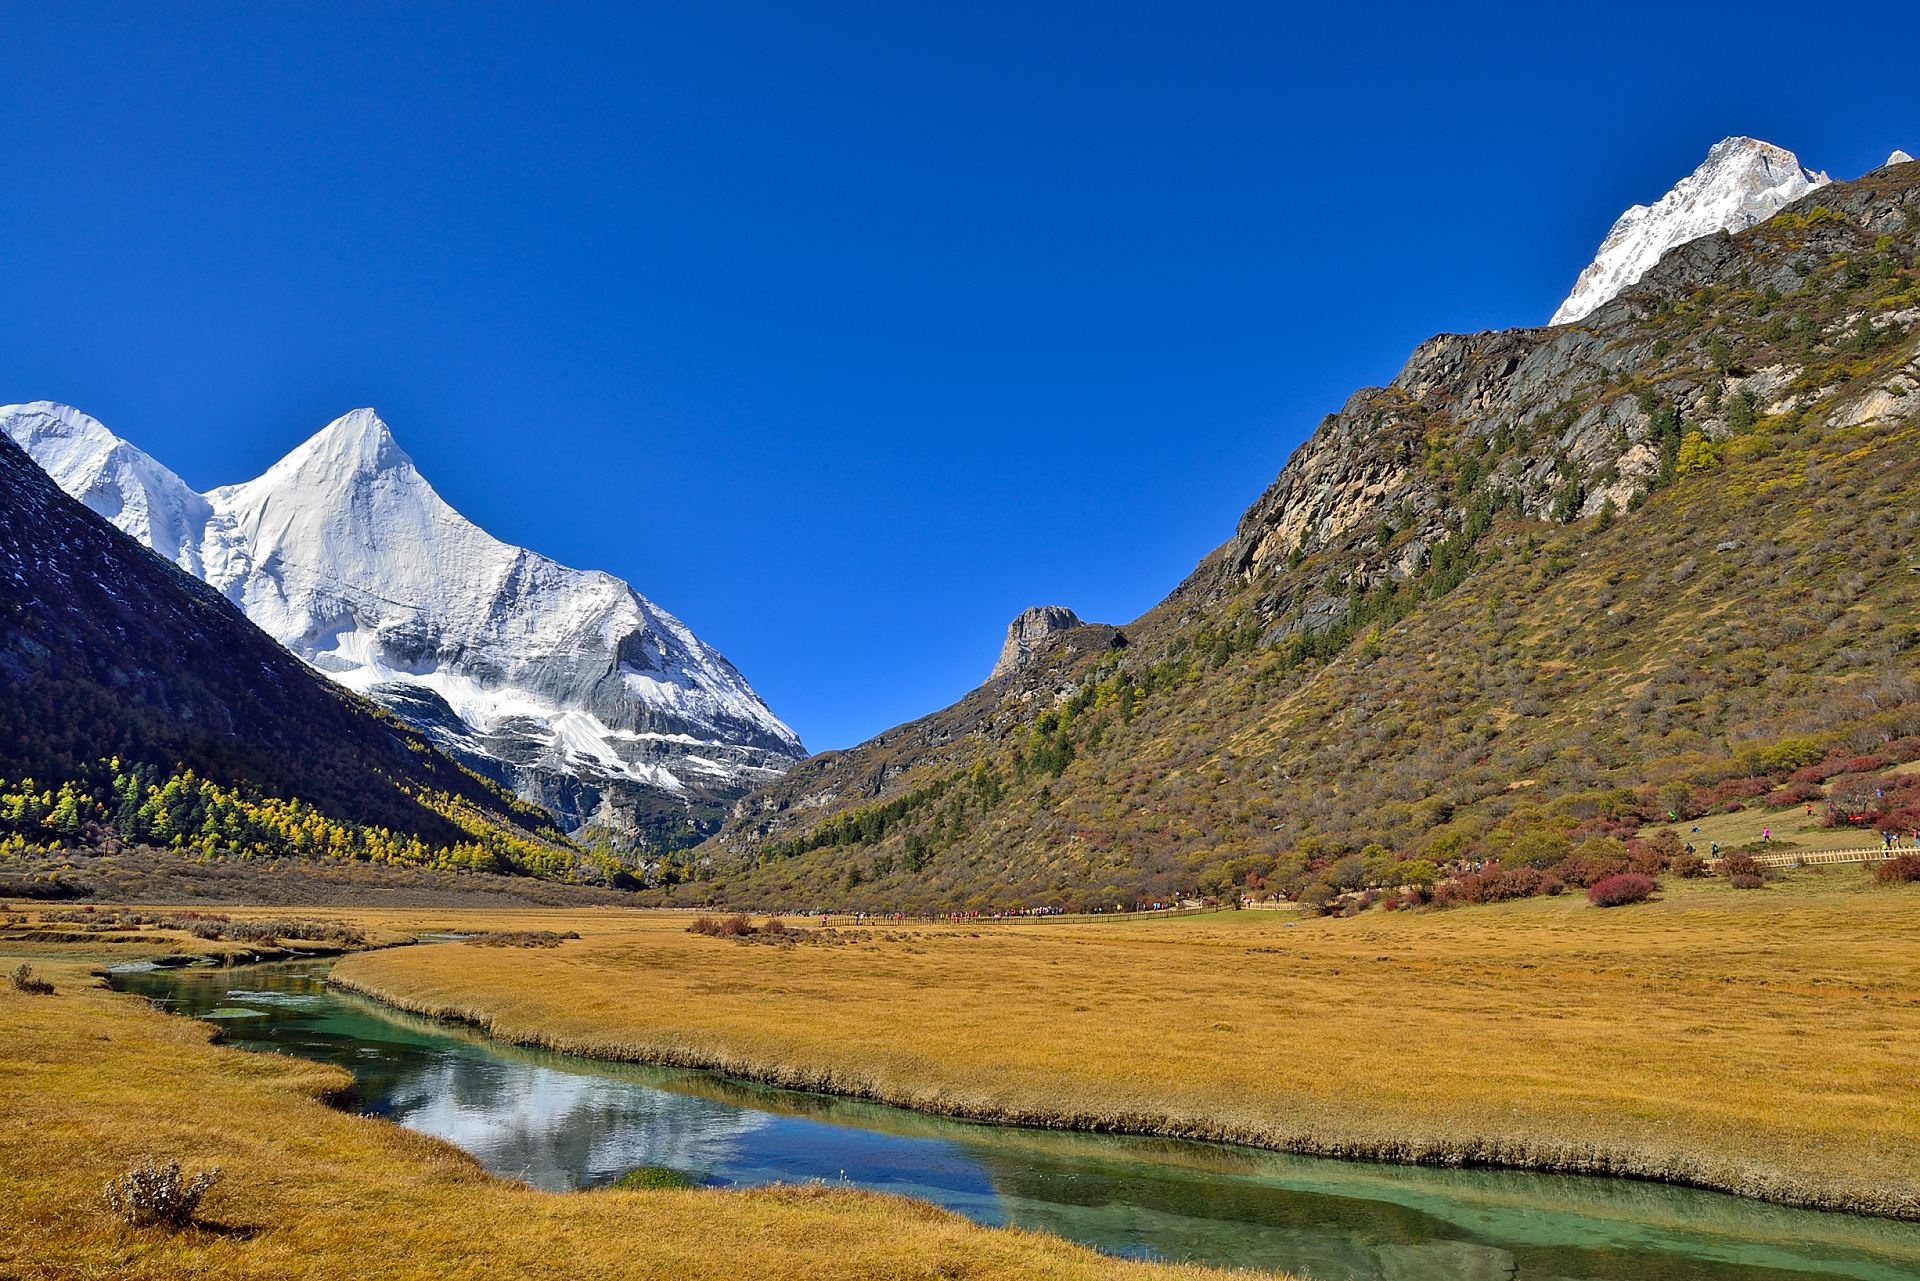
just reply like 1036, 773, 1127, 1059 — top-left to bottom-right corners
990, 606, 1085, 680
1551, 137, 1829, 325
1, 404, 805, 849
1208, 157, 1920, 647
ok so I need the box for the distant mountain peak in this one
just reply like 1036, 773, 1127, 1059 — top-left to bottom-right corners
1888, 149, 1915, 168
1551, 136, 1830, 326
2, 401, 805, 844
251, 407, 411, 485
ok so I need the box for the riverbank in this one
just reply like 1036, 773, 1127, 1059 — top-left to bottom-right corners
329, 869, 1920, 1220
0, 943, 1261, 1279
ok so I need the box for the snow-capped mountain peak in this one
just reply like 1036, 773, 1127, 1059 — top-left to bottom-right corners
1, 402, 805, 843
0, 401, 216, 574
264, 406, 406, 478
1551, 137, 1830, 326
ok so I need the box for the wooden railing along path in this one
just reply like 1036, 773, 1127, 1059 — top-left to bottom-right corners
1712, 847, 1911, 869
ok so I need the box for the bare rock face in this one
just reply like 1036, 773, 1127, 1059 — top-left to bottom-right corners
991, 606, 1083, 680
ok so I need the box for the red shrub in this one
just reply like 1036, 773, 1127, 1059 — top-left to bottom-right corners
1874, 855, 1920, 885
1764, 780, 1826, 807
1622, 841, 1670, 875
1885, 737, 1920, 765
1557, 854, 1630, 888
1729, 872, 1766, 889
1840, 754, 1890, 775
1433, 863, 1557, 908
1697, 777, 1771, 810
1722, 853, 1761, 879
1587, 873, 1657, 907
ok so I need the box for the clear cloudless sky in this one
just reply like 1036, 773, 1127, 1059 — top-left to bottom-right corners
3, 2, 1915, 749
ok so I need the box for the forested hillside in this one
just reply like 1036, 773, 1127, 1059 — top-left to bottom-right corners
683, 160, 1920, 911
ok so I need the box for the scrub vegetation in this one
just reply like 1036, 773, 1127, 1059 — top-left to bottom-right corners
687, 165, 1920, 915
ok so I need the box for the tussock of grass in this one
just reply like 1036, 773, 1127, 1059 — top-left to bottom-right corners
0, 952, 1269, 1280
461, 930, 579, 948
333, 875, 1920, 1219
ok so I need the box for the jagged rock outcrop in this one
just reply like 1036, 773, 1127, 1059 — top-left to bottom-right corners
991, 606, 1084, 680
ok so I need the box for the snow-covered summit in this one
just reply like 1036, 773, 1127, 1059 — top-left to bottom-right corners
1, 402, 805, 839
1886, 149, 1915, 168
0, 402, 220, 574
1551, 137, 1830, 326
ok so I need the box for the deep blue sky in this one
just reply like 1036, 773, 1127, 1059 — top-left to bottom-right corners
4, 4, 1914, 750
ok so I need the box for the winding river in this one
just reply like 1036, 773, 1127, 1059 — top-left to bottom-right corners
112, 959, 1920, 1281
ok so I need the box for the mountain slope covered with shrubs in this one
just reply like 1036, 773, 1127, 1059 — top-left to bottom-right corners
685, 160, 1920, 912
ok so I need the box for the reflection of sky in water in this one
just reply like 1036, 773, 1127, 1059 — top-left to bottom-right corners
113, 962, 1920, 1281
379, 1056, 774, 1190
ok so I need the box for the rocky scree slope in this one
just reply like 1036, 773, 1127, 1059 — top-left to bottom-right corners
688, 159, 1920, 911
1, 405, 804, 852
0, 431, 568, 866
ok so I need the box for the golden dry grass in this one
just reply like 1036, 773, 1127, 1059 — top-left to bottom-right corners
0, 943, 1266, 1281
330, 869, 1920, 1217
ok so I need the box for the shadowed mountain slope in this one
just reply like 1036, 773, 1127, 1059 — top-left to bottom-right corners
0, 432, 577, 876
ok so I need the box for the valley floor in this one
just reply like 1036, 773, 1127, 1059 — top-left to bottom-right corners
7, 867, 1916, 1279
325, 869, 1920, 1219
0, 929, 1254, 1280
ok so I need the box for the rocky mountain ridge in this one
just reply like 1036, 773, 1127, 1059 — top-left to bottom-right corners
688, 154, 1920, 909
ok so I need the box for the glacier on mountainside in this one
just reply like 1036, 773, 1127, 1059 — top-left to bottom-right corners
1551, 137, 1830, 326
1, 401, 804, 841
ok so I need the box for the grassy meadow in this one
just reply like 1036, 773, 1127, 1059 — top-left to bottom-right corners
327, 868, 1920, 1218
0, 925, 1260, 1281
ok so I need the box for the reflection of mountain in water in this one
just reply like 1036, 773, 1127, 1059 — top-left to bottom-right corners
380, 1057, 770, 1191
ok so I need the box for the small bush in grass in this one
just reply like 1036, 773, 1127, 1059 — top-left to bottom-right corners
9, 963, 53, 994
1670, 853, 1706, 878
1730, 872, 1767, 889
612, 1165, 698, 1190
1874, 854, 1920, 885
1723, 853, 1762, 881
463, 930, 579, 948
687, 913, 792, 939
1587, 873, 1656, 907
103, 1157, 220, 1228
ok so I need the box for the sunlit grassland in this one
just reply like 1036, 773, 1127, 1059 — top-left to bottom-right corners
0, 937, 1263, 1281
331, 869, 1920, 1217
